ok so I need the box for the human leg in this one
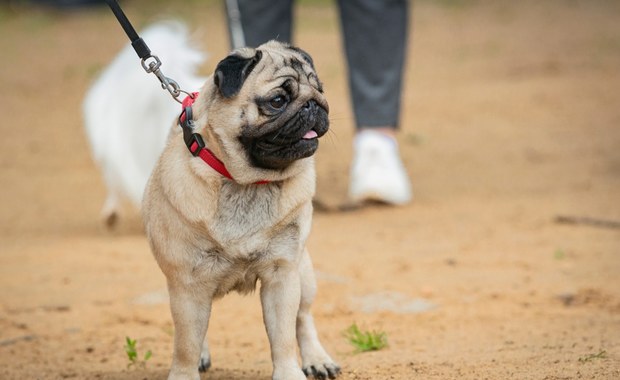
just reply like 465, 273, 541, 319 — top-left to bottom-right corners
337, 0, 412, 205
225, 0, 294, 48
336, 0, 409, 129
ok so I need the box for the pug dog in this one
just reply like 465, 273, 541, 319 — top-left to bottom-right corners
142, 41, 340, 380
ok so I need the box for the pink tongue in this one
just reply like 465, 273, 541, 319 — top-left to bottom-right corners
303, 130, 318, 139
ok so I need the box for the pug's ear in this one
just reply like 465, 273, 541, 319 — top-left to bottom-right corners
214, 50, 263, 98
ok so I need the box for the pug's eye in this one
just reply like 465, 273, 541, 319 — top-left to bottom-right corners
269, 95, 287, 110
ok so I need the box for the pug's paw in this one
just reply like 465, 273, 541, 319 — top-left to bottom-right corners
302, 361, 341, 380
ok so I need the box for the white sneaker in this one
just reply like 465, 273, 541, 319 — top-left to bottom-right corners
348, 130, 412, 205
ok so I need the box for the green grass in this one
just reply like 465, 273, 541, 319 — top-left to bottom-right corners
578, 350, 607, 363
554, 249, 566, 260
125, 336, 152, 368
344, 323, 388, 353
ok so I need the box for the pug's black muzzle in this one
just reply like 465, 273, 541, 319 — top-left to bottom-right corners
241, 100, 329, 170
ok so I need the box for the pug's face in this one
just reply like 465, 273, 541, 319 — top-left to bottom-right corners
207, 41, 329, 171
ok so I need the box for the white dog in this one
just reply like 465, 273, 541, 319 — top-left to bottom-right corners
83, 21, 206, 227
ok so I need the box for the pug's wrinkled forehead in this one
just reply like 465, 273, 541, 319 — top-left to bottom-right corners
213, 40, 324, 103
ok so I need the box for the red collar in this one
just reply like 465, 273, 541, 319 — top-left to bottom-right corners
179, 93, 269, 185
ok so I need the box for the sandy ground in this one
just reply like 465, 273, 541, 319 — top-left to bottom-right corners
1, 1, 619, 379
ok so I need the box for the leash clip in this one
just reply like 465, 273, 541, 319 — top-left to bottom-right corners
105, 0, 191, 104
141, 54, 189, 104
141, 54, 162, 73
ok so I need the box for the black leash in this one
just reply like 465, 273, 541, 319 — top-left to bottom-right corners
104, 0, 191, 103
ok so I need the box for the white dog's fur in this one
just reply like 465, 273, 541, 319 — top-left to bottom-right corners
83, 21, 205, 226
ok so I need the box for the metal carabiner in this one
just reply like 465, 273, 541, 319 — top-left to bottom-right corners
141, 55, 187, 104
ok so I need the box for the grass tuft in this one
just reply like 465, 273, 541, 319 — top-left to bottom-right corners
125, 336, 152, 368
344, 323, 388, 353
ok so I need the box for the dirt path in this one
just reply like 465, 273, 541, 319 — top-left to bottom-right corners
1, 1, 619, 379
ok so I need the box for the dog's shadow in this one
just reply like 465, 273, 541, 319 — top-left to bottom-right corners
93, 368, 270, 380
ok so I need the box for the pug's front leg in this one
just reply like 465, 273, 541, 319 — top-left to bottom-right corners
260, 264, 306, 380
167, 280, 212, 380
297, 249, 340, 379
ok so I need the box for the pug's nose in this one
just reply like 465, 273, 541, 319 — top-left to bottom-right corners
303, 100, 317, 110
